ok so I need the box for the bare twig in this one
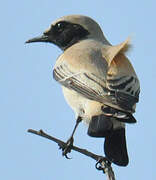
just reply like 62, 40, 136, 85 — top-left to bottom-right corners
28, 129, 115, 180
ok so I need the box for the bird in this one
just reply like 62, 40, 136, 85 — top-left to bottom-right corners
26, 14, 140, 166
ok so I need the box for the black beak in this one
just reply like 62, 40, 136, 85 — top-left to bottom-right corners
25, 34, 49, 43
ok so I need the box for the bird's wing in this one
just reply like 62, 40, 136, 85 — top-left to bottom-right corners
53, 63, 108, 101
53, 39, 140, 113
53, 62, 139, 113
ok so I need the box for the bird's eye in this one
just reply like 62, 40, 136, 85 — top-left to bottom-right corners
56, 22, 66, 31
57, 23, 63, 28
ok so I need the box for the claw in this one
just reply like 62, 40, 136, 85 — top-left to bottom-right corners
59, 137, 74, 159
62, 144, 72, 159
64, 154, 71, 159
95, 157, 111, 172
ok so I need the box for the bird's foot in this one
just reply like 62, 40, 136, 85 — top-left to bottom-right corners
59, 137, 74, 159
95, 156, 111, 172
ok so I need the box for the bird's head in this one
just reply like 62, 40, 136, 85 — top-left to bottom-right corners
26, 15, 109, 50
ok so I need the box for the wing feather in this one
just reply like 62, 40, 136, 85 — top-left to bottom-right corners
53, 63, 139, 113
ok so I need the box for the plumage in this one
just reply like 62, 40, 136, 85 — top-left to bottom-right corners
53, 39, 139, 113
26, 14, 140, 166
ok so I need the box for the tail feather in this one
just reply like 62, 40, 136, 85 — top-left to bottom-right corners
104, 128, 129, 166
87, 115, 113, 137
87, 114, 129, 166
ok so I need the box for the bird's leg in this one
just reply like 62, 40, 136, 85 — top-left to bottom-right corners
60, 116, 82, 158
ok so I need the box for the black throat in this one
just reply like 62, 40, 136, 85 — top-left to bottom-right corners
45, 21, 90, 51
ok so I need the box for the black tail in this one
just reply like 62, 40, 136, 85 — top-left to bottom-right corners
87, 114, 113, 137
104, 128, 129, 166
87, 115, 129, 166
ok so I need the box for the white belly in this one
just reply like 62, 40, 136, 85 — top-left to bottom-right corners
62, 86, 103, 124
62, 86, 86, 120
62, 86, 125, 129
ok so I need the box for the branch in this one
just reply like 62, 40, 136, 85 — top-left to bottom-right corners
28, 129, 115, 180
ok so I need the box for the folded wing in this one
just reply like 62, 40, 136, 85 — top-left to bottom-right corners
53, 62, 139, 113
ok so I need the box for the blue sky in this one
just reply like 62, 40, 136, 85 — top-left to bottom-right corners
1, 0, 155, 179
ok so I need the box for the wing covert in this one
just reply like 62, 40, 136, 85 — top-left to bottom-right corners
53, 63, 139, 113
